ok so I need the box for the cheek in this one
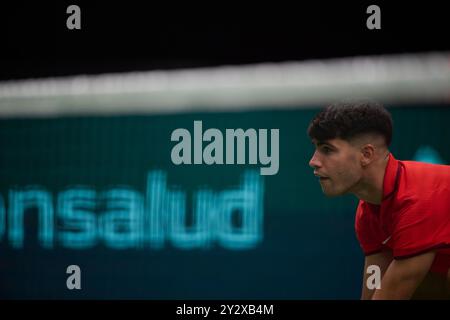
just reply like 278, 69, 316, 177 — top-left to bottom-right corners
336, 160, 360, 184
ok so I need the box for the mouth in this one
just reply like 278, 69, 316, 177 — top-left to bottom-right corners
314, 173, 330, 181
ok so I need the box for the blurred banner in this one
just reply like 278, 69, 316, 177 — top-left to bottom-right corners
0, 53, 449, 299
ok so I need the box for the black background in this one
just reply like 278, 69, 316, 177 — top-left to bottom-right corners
1, 1, 449, 314
1, 2, 449, 80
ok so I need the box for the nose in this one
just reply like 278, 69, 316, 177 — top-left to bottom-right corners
309, 151, 321, 169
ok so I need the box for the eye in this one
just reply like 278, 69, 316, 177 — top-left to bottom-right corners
321, 146, 333, 154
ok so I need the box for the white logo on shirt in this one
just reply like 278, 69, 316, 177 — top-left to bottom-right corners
382, 235, 392, 245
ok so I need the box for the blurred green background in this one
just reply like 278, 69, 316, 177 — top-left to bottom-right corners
0, 104, 449, 299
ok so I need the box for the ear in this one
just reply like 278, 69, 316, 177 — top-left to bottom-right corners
360, 144, 376, 167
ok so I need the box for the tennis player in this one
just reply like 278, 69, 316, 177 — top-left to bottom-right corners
307, 100, 450, 299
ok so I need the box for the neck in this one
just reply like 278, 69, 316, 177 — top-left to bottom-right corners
351, 152, 390, 205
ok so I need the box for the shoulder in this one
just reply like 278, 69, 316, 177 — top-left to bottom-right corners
401, 160, 450, 186
395, 160, 450, 207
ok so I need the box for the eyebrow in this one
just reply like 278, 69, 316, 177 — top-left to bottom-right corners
316, 141, 337, 149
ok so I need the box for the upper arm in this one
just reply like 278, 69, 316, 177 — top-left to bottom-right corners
372, 250, 436, 300
361, 250, 393, 300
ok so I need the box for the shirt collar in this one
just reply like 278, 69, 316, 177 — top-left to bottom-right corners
382, 153, 401, 201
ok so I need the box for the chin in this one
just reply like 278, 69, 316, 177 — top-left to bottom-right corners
321, 188, 346, 197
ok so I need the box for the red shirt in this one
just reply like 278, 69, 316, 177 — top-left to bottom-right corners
355, 153, 450, 275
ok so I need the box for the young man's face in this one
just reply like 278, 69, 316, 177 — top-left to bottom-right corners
309, 138, 363, 197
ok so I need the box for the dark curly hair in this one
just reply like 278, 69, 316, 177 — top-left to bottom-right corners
307, 99, 393, 146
